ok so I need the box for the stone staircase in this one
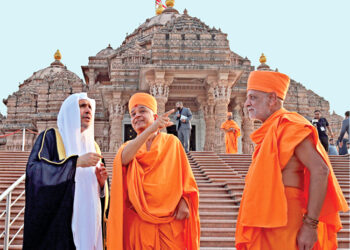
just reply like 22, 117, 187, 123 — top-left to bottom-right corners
0, 151, 349, 249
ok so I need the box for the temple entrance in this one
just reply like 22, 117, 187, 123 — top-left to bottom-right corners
167, 125, 196, 151
124, 124, 137, 142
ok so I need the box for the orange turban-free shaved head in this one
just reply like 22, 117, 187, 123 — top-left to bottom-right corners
247, 71, 290, 100
227, 112, 233, 116
128, 93, 157, 114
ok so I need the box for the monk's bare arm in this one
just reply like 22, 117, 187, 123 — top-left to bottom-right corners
121, 125, 156, 165
295, 137, 329, 219
295, 136, 329, 249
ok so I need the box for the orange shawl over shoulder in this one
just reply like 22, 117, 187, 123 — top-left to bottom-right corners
235, 108, 349, 249
221, 120, 241, 154
107, 132, 200, 249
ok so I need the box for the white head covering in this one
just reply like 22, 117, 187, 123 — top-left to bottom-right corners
57, 92, 96, 156
57, 93, 102, 250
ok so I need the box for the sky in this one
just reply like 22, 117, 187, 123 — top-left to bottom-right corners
0, 0, 349, 117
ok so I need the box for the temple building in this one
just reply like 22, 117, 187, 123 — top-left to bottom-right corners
0, 3, 344, 152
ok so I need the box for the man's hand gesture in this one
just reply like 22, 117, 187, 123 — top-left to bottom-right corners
77, 153, 102, 167
95, 163, 108, 188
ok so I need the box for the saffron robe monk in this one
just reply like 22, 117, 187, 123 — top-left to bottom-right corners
235, 71, 349, 250
221, 112, 241, 154
107, 93, 200, 250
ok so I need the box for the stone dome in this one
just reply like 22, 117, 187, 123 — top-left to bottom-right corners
139, 9, 181, 30
21, 57, 82, 88
96, 44, 115, 57
117, 7, 227, 54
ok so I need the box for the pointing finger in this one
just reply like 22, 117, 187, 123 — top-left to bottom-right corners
166, 121, 174, 127
163, 109, 175, 117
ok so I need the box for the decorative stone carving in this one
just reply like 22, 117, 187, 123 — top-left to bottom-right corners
241, 105, 255, 154
87, 69, 97, 85
108, 97, 126, 152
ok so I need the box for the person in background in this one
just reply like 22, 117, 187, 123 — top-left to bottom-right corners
312, 110, 334, 152
328, 138, 338, 155
337, 111, 349, 148
174, 101, 192, 153
221, 112, 241, 154
337, 138, 349, 155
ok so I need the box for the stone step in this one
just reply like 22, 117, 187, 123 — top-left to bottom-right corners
199, 199, 239, 206
201, 227, 234, 237
199, 205, 239, 212
0, 151, 348, 248
199, 211, 237, 220
200, 193, 234, 199
200, 237, 234, 247
199, 187, 230, 194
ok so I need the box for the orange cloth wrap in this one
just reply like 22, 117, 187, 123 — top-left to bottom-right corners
221, 120, 241, 154
247, 71, 290, 100
128, 92, 157, 114
107, 132, 200, 250
235, 108, 349, 250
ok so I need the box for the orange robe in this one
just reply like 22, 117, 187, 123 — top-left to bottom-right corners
221, 120, 241, 154
107, 132, 200, 250
235, 108, 349, 250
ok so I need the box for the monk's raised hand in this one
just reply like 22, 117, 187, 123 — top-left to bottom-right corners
174, 197, 190, 220
150, 109, 175, 132
95, 163, 108, 188
77, 152, 103, 168
163, 109, 175, 118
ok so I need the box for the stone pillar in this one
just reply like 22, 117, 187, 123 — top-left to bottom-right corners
240, 104, 255, 154
147, 72, 172, 116
213, 85, 231, 153
233, 105, 242, 154
149, 84, 169, 115
87, 69, 97, 86
108, 95, 126, 152
203, 104, 215, 151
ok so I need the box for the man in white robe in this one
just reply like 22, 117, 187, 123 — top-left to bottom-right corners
24, 93, 108, 250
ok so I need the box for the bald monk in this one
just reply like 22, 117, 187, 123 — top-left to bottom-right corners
221, 112, 241, 154
107, 93, 200, 250
235, 71, 349, 250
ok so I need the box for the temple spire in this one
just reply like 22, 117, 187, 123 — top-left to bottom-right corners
156, 1, 165, 15
257, 53, 271, 71
54, 49, 62, 61
165, 0, 175, 8
51, 49, 64, 67
259, 53, 266, 64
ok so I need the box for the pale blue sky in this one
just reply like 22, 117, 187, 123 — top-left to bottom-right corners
0, 0, 349, 117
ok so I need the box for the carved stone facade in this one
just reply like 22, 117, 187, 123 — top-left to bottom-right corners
0, 7, 344, 152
